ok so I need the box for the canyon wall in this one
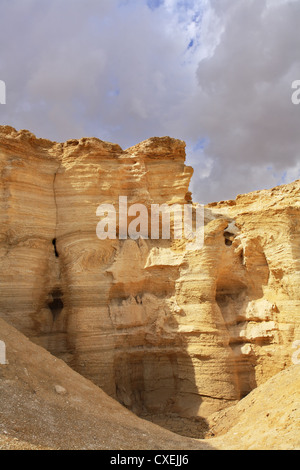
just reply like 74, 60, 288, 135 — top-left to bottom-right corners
0, 125, 299, 426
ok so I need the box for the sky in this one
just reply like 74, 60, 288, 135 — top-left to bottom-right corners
0, 0, 299, 203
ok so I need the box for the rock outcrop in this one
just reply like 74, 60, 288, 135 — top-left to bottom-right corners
0, 125, 299, 434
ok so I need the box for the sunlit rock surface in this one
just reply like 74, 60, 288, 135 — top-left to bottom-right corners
0, 126, 299, 432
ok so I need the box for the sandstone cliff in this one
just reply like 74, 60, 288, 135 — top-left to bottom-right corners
0, 125, 299, 436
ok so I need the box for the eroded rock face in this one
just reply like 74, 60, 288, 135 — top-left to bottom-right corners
207, 184, 300, 395
0, 125, 299, 426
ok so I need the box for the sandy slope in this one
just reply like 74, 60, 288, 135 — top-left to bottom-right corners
0, 317, 299, 450
0, 318, 211, 450
209, 364, 300, 450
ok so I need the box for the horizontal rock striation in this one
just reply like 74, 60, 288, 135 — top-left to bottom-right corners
0, 125, 299, 433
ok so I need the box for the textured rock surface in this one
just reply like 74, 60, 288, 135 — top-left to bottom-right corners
207, 181, 300, 395
0, 125, 299, 433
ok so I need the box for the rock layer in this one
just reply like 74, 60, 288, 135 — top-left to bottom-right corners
0, 125, 299, 429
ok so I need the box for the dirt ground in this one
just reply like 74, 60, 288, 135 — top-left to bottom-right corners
0, 318, 299, 450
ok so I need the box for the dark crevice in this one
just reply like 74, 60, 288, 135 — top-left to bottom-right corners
48, 289, 64, 321
52, 238, 59, 258
224, 231, 234, 246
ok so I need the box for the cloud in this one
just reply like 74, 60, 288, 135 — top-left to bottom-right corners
0, 0, 299, 203
187, 0, 300, 202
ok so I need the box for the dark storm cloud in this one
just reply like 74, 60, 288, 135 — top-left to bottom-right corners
187, 0, 300, 202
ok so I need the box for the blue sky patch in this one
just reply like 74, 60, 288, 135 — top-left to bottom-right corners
193, 137, 209, 151
188, 39, 194, 49
147, 0, 164, 11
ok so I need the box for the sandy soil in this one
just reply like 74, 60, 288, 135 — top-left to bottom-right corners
0, 318, 299, 450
